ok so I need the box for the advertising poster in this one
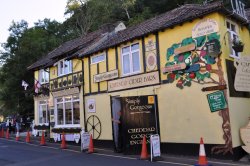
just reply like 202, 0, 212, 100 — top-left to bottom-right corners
120, 95, 159, 154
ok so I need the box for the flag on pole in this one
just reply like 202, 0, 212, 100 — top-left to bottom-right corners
34, 80, 41, 93
22, 80, 29, 90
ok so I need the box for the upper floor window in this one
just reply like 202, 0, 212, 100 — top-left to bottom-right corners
91, 53, 106, 64
38, 100, 49, 124
58, 60, 72, 76
226, 20, 240, 59
121, 43, 140, 76
39, 69, 49, 84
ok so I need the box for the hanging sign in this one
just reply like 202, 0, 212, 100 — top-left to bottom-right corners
192, 18, 219, 38
81, 132, 90, 151
87, 99, 96, 113
231, 0, 247, 19
234, 56, 250, 92
150, 134, 161, 161
162, 63, 186, 73
207, 91, 228, 112
174, 43, 196, 55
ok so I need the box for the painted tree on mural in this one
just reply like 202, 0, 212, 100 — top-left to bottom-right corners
165, 33, 233, 155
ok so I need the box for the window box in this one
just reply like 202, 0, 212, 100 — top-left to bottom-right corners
34, 124, 50, 130
51, 127, 81, 134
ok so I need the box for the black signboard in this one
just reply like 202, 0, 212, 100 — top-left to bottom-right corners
205, 39, 221, 58
120, 95, 159, 154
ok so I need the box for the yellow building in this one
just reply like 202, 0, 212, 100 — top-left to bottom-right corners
28, 1, 250, 160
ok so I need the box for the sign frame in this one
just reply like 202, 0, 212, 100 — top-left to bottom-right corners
207, 91, 228, 112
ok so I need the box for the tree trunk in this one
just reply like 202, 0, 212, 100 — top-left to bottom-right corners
211, 57, 233, 155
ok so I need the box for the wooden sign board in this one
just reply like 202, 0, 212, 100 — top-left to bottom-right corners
94, 70, 118, 83
202, 85, 227, 92
162, 63, 186, 73
108, 71, 159, 92
207, 91, 228, 112
174, 44, 196, 55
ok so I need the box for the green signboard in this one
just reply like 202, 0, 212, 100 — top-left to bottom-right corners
207, 91, 228, 112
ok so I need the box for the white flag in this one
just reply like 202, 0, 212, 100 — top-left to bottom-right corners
34, 80, 41, 93
22, 80, 29, 90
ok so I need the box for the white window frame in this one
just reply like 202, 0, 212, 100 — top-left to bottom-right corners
58, 59, 72, 76
226, 20, 240, 59
54, 95, 80, 128
121, 43, 141, 76
91, 53, 106, 64
38, 100, 49, 125
39, 69, 49, 84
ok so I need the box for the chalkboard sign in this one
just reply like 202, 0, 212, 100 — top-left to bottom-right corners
205, 39, 220, 58
207, 91, 228, 112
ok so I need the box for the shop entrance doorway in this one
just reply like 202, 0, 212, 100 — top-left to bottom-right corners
111, 95, 160, 154
111, 96, 122, 152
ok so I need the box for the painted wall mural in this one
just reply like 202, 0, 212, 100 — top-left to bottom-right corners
164, 32, 233, 155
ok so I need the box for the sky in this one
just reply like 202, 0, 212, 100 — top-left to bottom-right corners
0, 0, 68, 50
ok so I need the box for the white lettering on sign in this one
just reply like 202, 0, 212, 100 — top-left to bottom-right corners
231, 0, 247, 19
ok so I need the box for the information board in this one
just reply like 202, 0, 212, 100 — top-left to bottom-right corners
207, 91, 228, 112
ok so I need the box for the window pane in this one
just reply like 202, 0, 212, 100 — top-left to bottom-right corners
231, 24, 236, 32
73, 95, 79, 101
122, 46, 129, 54
131, 43, 139, 51
57, 98, 63, 103
73, 101, 80, 124
91, 54, 105, 64
226, 22, 230, 29
65, 96, 71, 102
123, 54, 130, 74
57, 103, 64, 125
65, 102, 72, 124
132, 52, 140, 72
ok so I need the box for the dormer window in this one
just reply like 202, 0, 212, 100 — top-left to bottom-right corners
39, 69, 49, 84
58, 60, 72, 76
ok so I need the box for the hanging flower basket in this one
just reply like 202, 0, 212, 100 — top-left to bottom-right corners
232, 45, 244, 52
232, 39, 244, 53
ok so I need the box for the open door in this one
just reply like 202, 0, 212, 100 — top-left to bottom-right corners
111, 96, 122, 152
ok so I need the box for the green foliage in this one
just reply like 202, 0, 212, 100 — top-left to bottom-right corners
0, 19, 72, 116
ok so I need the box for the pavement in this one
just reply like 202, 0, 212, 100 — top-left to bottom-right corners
1, 131, 250, 166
